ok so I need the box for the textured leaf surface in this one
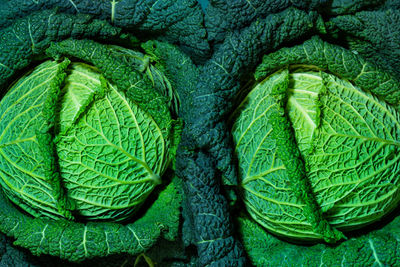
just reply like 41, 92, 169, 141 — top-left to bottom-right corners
108, 43, 180, 116
0, 9, 121, 90
46, 38, 172, 138
307, 72, 400, 229
0, 59, 167, 221
231, 70, 321, 240
238, 214, 400, 267
0, 3, 196, 264
0, 61, 65, 219
232, 67, 400, 240
57, 80, 166, 221
255, 37, 400, 107
286, 70, 325, 154
177, 8, 319, 264
0, 0, 209, 62
58, 63, 103, 135
0, 177, 181, 262
331, 9, 400, 79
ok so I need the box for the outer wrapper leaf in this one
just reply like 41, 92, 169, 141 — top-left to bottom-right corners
0, 178, 181, 262
0, 0, 209, 62
239, 214, 400, 267
255, 37, 400, 108
330, 9, 400, 79
0, 60, 70, 219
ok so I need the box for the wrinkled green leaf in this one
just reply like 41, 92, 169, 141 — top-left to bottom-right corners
57, 75, 166, 221
0, 60, 66, 219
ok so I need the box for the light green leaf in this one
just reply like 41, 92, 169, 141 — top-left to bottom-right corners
56, 80, 166, 221
306, 72, 400, 230
0, 59, 168, 221
286, 70, 325, 154
58, 62, 103, 135
231, 72, 319, 240
0, 60, 63, 219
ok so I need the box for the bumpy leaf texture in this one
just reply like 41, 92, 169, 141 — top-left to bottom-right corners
179, 0, 400, 266
204, 0, 384, 44
231, 35, 400, 266
331, 9, 400, 78
0, 1, 200, 265
0, 0, 209, 62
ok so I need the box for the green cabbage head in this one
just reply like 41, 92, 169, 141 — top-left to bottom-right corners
0, 8, 194, 263
0, 54, 173, 221
231, 37, 400, 243
0, 30, 187, 227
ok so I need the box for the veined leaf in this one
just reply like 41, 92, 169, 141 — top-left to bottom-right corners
0, 60, 64, 219
57, 79, 166, 221
57, 62, 104, 136
232, 70, 321, 240
307, 72, 400, 229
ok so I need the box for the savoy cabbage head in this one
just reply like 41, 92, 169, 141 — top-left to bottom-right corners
174, 0, 400, 266
1, 55, 170, 221
0, 1, 203, 264
231, 37, 400, 243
